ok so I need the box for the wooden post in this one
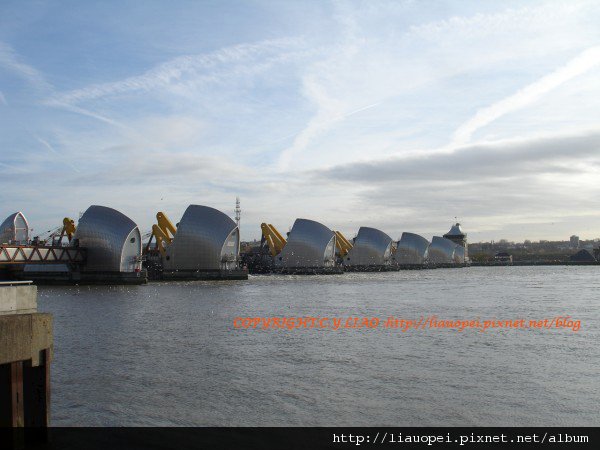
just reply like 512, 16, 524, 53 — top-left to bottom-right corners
23, 349, 51, 427
10, 361, 24, 427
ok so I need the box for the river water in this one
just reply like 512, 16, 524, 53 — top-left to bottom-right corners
37, 266, 599, 426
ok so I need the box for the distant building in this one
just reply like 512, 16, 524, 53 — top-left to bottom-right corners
494, 252, 513, 263
570, 235, 580, 248
570, 249, 596, 262
443, 223, 468, 260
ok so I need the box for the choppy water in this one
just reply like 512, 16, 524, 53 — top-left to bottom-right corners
37, 266, 599, 426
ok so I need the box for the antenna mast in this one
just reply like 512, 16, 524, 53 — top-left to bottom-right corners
235, 196, 241, 230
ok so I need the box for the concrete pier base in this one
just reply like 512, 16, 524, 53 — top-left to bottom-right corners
156, 268, 248, 281
396, 264, 428, 270
1, 268, 148, 285
275, 267, 344, 275
343, 265, 399, 272
0, 283, 52, 428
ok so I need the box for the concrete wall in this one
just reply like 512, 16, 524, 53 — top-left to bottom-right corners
0, 285, 37, 315
0, 313, 52, 368
0, 284, 52, 367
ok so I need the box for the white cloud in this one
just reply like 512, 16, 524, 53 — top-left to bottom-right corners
318, 128, 600, 182
309, 128, 600, 240
276, 1, 600, 171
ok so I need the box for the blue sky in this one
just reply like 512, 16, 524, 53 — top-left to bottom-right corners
1, 0, 600, 242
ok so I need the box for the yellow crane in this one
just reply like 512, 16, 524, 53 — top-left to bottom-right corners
60, 217, 76, 242
145, 211, 177, 255
334, 231, 353, 257
260, 223, 286, 257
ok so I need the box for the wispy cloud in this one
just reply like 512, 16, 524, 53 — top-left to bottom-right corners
72, 149, 247, 186
36, 137, 81, 173
275, 1, 598, 171
408, 3, 584, 40
55, 102, 128, 129
452, 46, 600, 146
276, 99, 382, 171
0, 41, 126, 129
0, 161, 25, 172
0, 41, 52, 91
47, 37, 305, 106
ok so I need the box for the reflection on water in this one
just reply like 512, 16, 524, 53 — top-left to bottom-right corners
37, 266, 600, 426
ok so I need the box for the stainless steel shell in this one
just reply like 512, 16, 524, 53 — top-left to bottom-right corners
396, 232, 430, 264
428, 236, 457, 264
277, 218, 336, 268
163, 204, 239, 271
453, 245, 465, 264
0, 212, 29, 244
345, 227, 393, 266
74, 205, 142, 272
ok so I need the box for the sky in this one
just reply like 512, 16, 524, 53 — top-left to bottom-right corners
1, 0, 599, 243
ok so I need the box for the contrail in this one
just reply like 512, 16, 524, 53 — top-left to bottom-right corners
452, 45, 600, 146
277, 101, 383, 171
342, 101, 382, 118
36, 137, 81, 173
0, 161, 24, 172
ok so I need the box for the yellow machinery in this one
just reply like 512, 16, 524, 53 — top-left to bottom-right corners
145, 212, 177, 255
334, 231, 353, 257
59, 217, 76, 242
260, 223, 286, 257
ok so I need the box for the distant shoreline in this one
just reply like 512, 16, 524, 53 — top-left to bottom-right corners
470, 261, 600, 266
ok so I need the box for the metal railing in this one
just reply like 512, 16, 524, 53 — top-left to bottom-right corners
0, 244, 86, 265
